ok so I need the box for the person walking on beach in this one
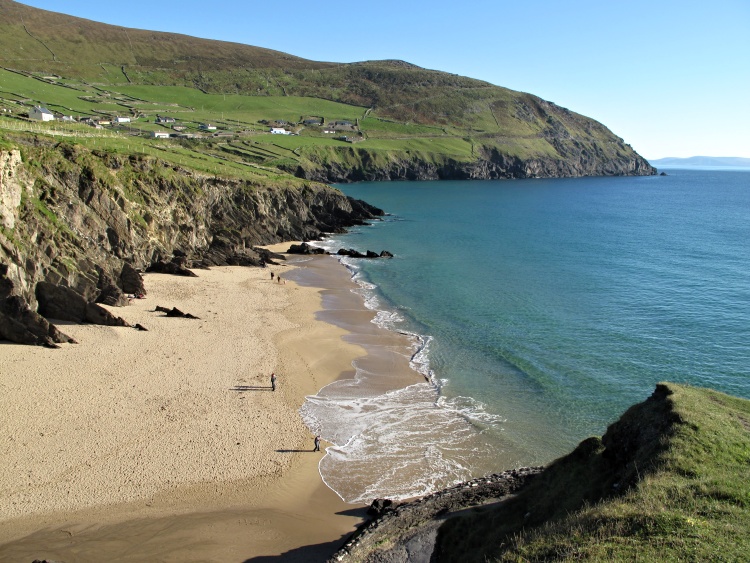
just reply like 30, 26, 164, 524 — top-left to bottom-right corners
313, 435, 321, 452
270, 372, 277, 392
270, 271, 274, 281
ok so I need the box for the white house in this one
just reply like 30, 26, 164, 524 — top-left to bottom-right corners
270, 127, 291, 135
28, 106, 54, 121
151, 131, 170, 139
199, 123, 217, 131
115, 116, 131, 124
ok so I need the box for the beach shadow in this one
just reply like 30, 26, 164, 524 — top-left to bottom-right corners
336, 506, 369, 518
230, 386, 272, 391
242, 536, 348, 562
275, 449, 312, 453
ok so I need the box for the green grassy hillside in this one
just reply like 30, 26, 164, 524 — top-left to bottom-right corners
0, 0, 654, 180
435, 383, 750, 562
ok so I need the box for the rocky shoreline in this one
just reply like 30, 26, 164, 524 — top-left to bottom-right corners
0, 141, 383, 347
330, 467, 543, 562
294, 150, 656, 184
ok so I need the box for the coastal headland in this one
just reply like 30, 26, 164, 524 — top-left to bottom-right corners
0, 244, 374, 561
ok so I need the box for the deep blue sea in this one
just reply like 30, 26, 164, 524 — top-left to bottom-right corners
302, 168, 750, 503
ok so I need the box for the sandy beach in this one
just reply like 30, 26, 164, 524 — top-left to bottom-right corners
0, 244, 369, 562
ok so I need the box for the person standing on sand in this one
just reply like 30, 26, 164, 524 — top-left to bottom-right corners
271, 372, 277, 392
314, 435, 321, 452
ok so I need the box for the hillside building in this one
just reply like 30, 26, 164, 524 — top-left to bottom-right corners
28, 106, 54, 121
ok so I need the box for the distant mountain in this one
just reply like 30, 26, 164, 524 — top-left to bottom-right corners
650, 156, 750, 168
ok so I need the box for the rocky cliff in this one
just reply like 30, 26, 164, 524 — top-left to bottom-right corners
0, 134, 382, 346
292, 145, 654, 184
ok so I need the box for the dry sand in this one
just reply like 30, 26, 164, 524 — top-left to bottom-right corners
0, 245, 368, 562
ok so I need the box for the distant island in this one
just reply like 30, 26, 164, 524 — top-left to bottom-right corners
650, 156, 750, 168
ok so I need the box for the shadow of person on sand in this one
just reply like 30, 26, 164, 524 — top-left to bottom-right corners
230, 386, 272, 391
275, 449, 312, 453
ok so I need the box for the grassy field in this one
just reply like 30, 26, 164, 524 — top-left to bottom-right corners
0, 71, 515, 178
0, 1, 652, 184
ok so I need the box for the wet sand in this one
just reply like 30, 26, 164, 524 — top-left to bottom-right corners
0, 244, 372, 562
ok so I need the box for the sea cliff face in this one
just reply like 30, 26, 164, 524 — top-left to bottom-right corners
292, 147, 655, 183
0, 139, 382, 346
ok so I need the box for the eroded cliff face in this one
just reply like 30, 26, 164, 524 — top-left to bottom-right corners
0, 139, 382, 346
0, 150, 27, 230
292, 143, 655, 184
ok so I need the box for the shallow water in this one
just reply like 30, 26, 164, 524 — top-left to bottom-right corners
294, 169, 750, 503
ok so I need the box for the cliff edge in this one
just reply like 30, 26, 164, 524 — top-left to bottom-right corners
0, 133, 382, 346
332, 383, 750, 562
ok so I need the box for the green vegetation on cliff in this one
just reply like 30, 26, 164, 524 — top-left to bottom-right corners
434, 383, 750, 562
0, 0, 655, 182
0, 129, 381, 328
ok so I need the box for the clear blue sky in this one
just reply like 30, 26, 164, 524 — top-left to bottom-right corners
18, 0, 750, 159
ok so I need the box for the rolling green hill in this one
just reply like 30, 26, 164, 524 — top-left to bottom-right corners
0, 0, 655, 181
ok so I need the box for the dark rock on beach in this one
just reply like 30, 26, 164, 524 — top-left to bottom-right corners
0, 309, 65, 348
254, 247, 286, 265
146, 260, 198, 277
35, 281, 89, 323
95, 271, 129, 307
155, 305, 200, 319
0, 267, 76, 347
35, 281, 130, 327
120, 263, 147, 296
85, 302, 131, 327
288, 242, 326, 255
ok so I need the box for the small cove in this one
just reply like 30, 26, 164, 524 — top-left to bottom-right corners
291, 169, 750, 503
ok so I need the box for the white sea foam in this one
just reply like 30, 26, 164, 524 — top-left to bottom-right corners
302, 356, 505, 504
300, 232, 507, 503
305, 380, 504, 503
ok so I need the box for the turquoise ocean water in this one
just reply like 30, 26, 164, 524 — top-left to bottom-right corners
300, 168, 750, 503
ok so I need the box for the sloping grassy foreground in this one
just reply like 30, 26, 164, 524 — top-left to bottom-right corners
435, 383, 750, 562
